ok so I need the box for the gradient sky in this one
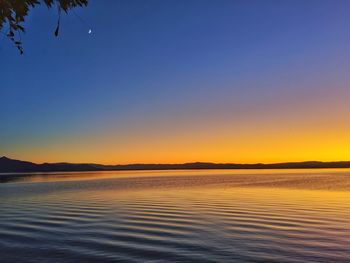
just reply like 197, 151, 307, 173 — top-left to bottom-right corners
1, 0, 350, 164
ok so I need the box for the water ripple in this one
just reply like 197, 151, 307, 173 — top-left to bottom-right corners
1, 170, 350, 262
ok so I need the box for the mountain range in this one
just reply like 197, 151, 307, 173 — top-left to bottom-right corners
1, 156, 350, 173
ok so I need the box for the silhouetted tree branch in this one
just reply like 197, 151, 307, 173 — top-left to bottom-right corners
0, 0, 88, 54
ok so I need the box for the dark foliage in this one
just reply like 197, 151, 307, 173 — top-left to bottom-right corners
0, 0, 88, 54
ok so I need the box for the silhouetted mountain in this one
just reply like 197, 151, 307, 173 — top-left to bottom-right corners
0, 156, 99, 173
1, 156, 350, 173
0, 156, 38, 172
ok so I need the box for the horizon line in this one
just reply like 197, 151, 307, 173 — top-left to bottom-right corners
2, 156, 350, 166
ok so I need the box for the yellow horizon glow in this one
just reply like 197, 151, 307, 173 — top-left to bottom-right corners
6, 113, 350, 165
5, 83, 350, 165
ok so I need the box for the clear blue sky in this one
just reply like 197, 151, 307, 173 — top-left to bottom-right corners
1, 0, 350, 163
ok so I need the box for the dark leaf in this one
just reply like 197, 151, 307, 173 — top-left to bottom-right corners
1, 0, 89, 54
54, 24, 60, 37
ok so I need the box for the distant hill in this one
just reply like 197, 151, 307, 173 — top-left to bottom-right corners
0, 156, 99, 173
0, 156, 38, 172
2, 156, 350, 173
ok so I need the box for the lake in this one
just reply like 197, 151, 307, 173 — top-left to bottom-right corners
1, 169, 350, 262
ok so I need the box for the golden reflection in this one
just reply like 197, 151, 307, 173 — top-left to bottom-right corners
11, 168, 350, 191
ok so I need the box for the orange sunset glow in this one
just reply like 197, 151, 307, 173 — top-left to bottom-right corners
2, 1, 350, 262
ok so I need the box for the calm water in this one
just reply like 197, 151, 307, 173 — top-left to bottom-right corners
1, 169, 350, 262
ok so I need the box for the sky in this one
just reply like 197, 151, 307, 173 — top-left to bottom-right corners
1, 0, 350, 164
